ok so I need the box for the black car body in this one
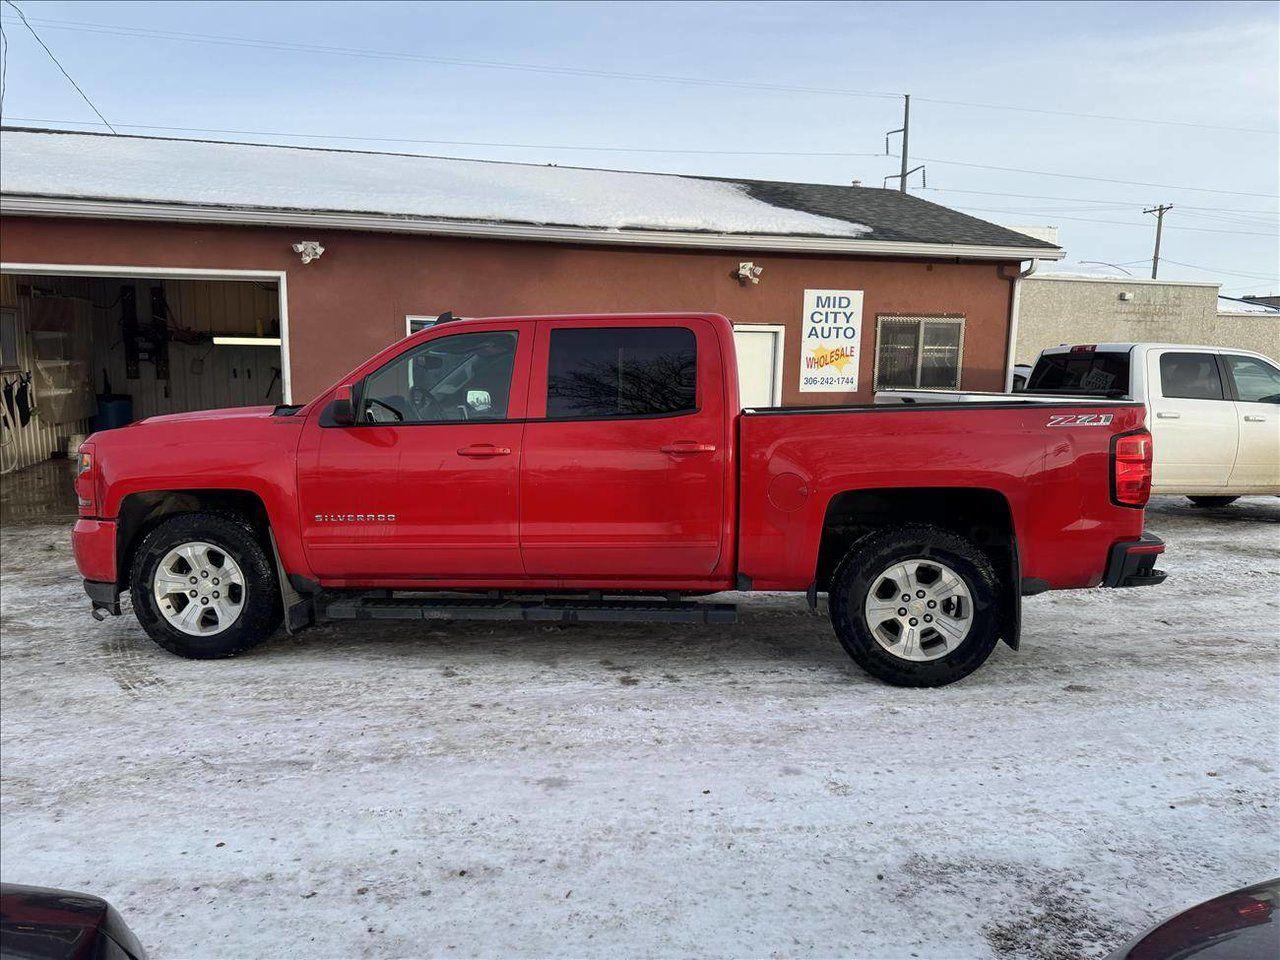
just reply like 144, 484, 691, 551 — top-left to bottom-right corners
0, 884, 146, 960
1108, 879, 1280, 960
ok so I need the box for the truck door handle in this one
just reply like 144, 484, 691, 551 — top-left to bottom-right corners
1243, 415, 1267, 422
661, 441, 717, 455
1155, 412, 1181, 420
457, 444, 512, 458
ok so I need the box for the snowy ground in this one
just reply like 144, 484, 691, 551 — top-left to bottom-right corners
2, 467, 1277, 960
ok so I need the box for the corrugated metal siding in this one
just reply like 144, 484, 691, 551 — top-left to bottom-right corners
89, 278, 283, 418
161, 279, 279, 337
0, 275, 91, 474
91, 332, 284, 419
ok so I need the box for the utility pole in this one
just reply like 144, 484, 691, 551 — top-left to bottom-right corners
884, 94, 925, 192
898, 94, 910, 191
1143, 203, 1173, 279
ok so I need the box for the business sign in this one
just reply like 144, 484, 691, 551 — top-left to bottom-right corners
799, 289, 863, 392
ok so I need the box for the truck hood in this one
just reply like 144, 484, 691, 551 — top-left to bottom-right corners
136, 405, 278, 426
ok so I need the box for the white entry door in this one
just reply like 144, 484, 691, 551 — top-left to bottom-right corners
733, 325, 786, 408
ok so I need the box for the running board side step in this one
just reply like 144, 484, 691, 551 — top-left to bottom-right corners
317, 595, 739, 625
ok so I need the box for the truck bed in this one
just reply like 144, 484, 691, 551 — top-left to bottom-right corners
736, 399, 1149, 592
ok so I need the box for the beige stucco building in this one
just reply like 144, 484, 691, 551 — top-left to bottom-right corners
1015, 274, 1280, 363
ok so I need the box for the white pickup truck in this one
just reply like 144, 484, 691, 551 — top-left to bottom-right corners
876, 343, 1280, 507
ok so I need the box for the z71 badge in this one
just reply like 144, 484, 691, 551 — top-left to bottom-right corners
1046, 414, 1114, 427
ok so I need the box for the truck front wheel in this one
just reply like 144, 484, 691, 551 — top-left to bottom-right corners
129, 512, 282, 659
828, 524, 1003, 687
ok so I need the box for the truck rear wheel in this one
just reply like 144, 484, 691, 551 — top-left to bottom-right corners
130, 512, 282, 659
828, 524, 1002, 687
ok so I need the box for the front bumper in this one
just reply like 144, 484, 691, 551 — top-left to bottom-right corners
1103, 532, 1167, 588
73, 518, 120, 617
72, 518, 117, 584
84, 579, 121, 616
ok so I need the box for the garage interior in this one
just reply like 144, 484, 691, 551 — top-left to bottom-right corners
0, 273, 284, 479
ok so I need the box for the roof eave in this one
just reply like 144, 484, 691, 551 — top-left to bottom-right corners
0, 195, 1066, 262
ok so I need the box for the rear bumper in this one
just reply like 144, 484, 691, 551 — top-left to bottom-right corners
1103, 532, 1167, 588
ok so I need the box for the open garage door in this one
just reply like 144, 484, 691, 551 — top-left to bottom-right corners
0, 267, 287, 473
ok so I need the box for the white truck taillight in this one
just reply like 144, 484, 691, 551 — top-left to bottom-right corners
1111, 430, 1153, 507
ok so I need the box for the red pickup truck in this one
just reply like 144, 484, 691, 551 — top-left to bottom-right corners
72, 312, 1165, 686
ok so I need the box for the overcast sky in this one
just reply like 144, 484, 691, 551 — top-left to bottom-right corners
1, 0, 1276, 294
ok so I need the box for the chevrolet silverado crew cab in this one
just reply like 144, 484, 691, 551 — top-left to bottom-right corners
73, 313, 1166, 687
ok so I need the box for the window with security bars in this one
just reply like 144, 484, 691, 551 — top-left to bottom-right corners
874, 315, 965, 389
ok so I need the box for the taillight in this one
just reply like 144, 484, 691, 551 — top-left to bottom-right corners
1237, 899, 1272, 921
75, 443, 97, 515
1112, 430, 1152, 508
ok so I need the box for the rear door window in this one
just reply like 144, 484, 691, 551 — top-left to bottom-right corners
1158, 352, 1225, 401
546, 327, 697, 419
1027, 350, 1131, 394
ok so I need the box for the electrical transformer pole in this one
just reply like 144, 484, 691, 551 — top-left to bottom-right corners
1143, 203, 1173, 279
898, 94, 910, 192
884, 94, 925, 191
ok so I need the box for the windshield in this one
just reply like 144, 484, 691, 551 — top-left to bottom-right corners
1027, 350, 1132, 395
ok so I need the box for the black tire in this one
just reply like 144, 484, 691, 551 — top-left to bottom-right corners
828, 524, 1003, 687
130, 512, 282, 659
1187, 496, 1239, 508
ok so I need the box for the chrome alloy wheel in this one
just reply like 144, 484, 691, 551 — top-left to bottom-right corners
152, 541, 246, 636
862, 558, 974, 662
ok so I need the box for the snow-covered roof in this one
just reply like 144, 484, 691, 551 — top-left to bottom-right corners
0, 127, 1062, 258
1030, 262, 1218, 287
1218, 295, 1280, 316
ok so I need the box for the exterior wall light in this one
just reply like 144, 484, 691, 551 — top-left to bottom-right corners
292, 240, 325, 264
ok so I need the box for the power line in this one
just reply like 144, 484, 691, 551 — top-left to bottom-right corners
1159, 258, 1280, 282
922, 187, 1278, 216
0, 15, 904, 103
915, 155, 1275, 199
0, 2, 114, 132
0, 20, 8, 118
5, 116, 1274, 201
0, 116, 886, 158
1176, 209, 1279, 229
950, 205, 1275, 237
1, 12, 1276, 135
912, 94, 1277, 135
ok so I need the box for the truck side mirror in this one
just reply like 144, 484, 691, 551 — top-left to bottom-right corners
329, 384, 355, 426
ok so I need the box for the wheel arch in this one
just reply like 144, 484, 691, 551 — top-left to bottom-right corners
116, 489, 273, 590
815, 486, 1021, 649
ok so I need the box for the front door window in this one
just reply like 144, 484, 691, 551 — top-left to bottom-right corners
361, 331, 518, 423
